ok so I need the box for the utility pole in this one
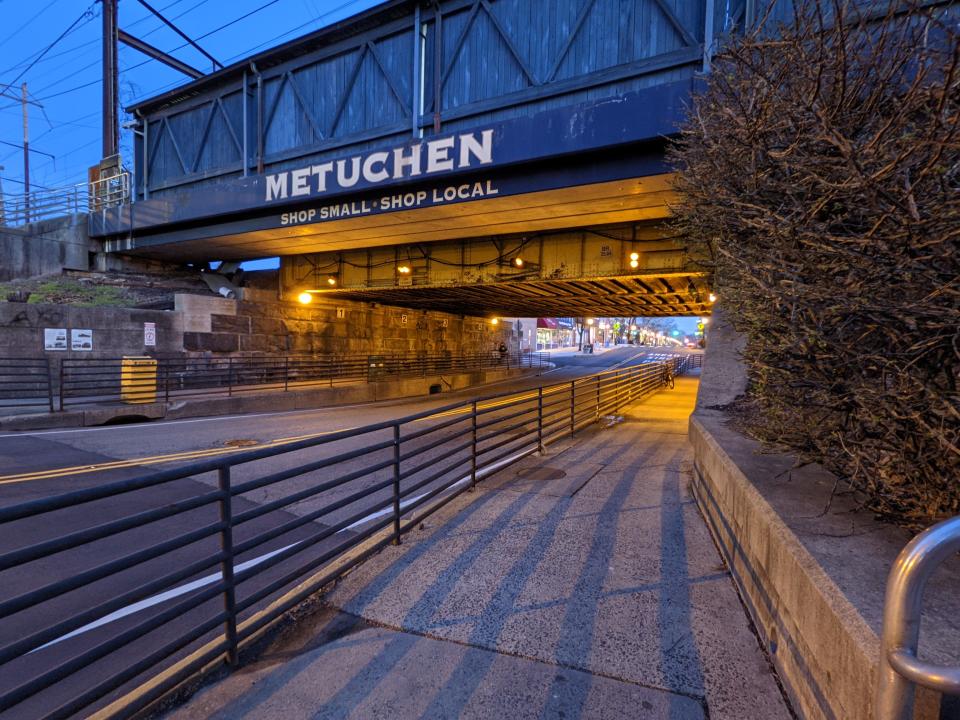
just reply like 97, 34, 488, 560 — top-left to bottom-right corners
102, 0, 119, 160
21, 83, 29, 222
0, 165, 6, 225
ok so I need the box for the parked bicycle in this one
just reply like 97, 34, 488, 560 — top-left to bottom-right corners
661, 363, 675, 389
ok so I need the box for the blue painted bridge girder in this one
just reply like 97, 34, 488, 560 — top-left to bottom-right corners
96, 0, 739, 259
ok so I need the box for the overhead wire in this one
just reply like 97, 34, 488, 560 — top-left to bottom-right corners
23, 0, 212, 96
0, 4, 97, 100
0, 0, 62, 49
0, 0, 195, 77
124, 0, 368, 105
5, 0, 375, 187
0, 110, 101, 165
31, 0, 285, 103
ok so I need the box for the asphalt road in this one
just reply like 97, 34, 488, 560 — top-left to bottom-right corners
0, 345, 697, 718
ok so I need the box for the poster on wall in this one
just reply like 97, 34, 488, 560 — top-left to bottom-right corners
144, 322, 156, 346
44, 328, 67, 351
71, 329, 93, 351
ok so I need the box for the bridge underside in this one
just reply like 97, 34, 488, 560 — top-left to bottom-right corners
319, 271, 711, 317
277, 175, 712, 318
107, 167, 712, 317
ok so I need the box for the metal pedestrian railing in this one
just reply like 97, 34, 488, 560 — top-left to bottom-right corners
0, 351, 546, 414
57, 351, 547, 410
0, 355, 697, 719
0, 358, 53, 413
0, 173, 129, 227
876, 516, 960, 719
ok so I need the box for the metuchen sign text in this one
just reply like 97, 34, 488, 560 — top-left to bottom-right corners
265, 129, 494, 202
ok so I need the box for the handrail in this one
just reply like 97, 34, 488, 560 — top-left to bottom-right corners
0, 172, 129, 226
876, 515, 960, 719
0, 351, 548, 414
0, 355, 698, 718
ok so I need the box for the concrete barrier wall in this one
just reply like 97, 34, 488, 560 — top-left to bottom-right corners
0, 215, 91, 282
689, 413, 949, 720
0, 302, 183, 359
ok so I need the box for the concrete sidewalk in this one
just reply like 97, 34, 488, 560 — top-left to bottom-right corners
166, 376, 791, 720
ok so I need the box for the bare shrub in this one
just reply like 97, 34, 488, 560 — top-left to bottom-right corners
671, 0, 959, 527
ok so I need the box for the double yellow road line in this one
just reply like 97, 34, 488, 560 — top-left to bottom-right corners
0, 432, 338, 487
0, 385, 574, 486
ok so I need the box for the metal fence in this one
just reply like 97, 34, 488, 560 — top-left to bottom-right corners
57, 352, 547, 410
0, 355, 697, 719
0, 173, 129, 227
875, 515, 960, 719
0, 358, 53, 412
0, 352, 546, 414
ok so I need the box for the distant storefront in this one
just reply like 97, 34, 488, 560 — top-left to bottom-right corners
534, 318, 575, 350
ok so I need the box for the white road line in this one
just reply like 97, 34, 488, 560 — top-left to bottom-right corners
30, 448, 532, 654
31, 542, 298, 653
607, 350, 650, 369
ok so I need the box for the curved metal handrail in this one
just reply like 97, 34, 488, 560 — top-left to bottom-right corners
875, 515, 960, 719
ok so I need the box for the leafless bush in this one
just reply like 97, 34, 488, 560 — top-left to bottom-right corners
670, 0, 959, 527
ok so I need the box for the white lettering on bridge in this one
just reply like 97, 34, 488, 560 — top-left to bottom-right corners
265, 129, 494, 202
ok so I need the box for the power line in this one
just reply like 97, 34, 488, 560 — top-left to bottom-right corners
9, 0, 375, 187
21, 0, 212, 96
0, 0, 195, 77
0, 111, 100, 165
33, 77, 100, 103
0, 8, 97, 76
32, 0, 282, 103
0, 175, 54, 190
188, 0, 283, 43
0, 0, 61, 49
222, 0, 365, 62
126, 0, 367, 106
0, 4, 96, 100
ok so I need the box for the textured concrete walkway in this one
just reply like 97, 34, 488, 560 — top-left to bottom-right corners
167, 376, 791, 720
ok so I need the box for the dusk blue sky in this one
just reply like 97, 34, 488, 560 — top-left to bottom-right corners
0, 0, 703, 333
0, 0, 381, 191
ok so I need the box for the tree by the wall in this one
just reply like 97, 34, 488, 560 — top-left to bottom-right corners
671, 0, 959, 527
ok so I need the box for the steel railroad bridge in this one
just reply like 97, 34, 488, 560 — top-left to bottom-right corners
91, 0, 751, 317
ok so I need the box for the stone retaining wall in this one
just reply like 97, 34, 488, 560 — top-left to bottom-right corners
177, 289, 510, 356
0, 289, 511, 360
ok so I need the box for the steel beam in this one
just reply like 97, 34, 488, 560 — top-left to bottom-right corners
118, 30, 204, 80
